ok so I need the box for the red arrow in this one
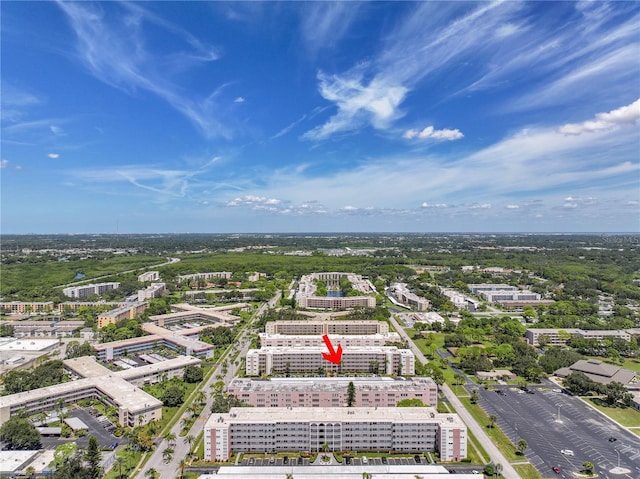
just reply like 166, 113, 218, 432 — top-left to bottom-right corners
321, 334, 343, 365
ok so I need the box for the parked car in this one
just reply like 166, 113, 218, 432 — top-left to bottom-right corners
362, 457, 368, 464
561, 449, 574, 456
609, 437, 617, 442
381, 457, 388, 464
552, 466, 561, 474
414, 455, 421, 463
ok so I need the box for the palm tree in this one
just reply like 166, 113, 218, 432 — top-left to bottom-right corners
186, 434, 196, 455
163, 447, 174, 463
321, 442, 329, 453
178, 458, 187, 479
488, 415, 497, 429
286, 474, 294, 479
582, 461, 595, 476
495, 463, 503, 477
362, 473, 371, 479
145, 468, 159, 479
163, 431, 177, 446
517, 439, 528, 455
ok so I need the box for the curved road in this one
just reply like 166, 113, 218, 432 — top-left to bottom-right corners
388, 315, 520, 479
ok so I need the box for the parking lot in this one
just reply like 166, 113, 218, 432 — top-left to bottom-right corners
476, 385, 640, 479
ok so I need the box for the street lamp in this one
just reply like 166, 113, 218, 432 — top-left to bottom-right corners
615, 449, 621, 469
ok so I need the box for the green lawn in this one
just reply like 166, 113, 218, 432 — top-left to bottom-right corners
585, 398, 640, 427
514, 463, 549, 479
621, 358, 640, 373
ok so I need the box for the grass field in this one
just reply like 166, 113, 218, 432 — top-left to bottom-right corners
514, 463, 549, 479
1, 255, 162, 294
584, 398, 640, 427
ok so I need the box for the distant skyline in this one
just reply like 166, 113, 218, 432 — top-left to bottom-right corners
1, 1, 639, 234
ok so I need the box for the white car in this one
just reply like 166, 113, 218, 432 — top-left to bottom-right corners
362, 457, 368, 464
561, 449, 574, 456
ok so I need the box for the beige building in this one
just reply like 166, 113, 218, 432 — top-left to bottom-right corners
97, 302, 149, 328
265, 320, 388, 336
259, 332, 402, 348
204, 407, 466, 462
0, 302, 55, 314
296, 272, 376, 309
246, 346, 415, 376
389, 283, 430, 311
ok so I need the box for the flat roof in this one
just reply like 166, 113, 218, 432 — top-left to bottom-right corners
0, 450, 39, 473
229, 376, 436, 393
0, 338, 59, 351
249, 346, 412, 354
207, 407, 464, 427
117, 355, 201, 380
64, 356, 111, 377
259, 333, 400, 340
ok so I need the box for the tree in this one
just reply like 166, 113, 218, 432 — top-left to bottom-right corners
488, 415, 497, 429
163, 447, 174, 463
183, 365, 204, 383
604, 381, 627, 406
185, 434, 196, 455
84, 435, 102, 479
471, 389, 479, 404
146, 468, 159, 479
495, 463, 503, 477
517, 439, 528, 455
582, 461, 595, 476
0, 416, 41, 450
163, 431, 176, 446
161, 384, 185, 407
53, 452, 92, 479
347, 381, 356, 407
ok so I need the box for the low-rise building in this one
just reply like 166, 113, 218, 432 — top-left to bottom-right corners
555, 359, 638, 387
389, 283, 430, 311
245, 346, 415, 376
0, 320, 84, 338
0, 302, 55, 314
227, 376, 438, 407
97, 302, 149, 328
137, 283, 166, 301
526, 328, 632, 346
138, 271, 160, 282
177, 272, 232, 283
204, 407, 466, 461
296, 272, 376, 310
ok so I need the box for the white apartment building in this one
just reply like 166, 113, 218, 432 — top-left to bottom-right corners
226, 376, 438, 408
137, 282, 166, 301
204, 407, 466, 461
389, 283, 430, 311
259, 332, 402, 349
245, 346, 415, 376
526, 328, 632, 346
265, 320, 388, 336
480, 290, 541, 302
177, 272, 233, 283
468, 284, 516, 294
138, 271, 160, 282
296, 272, 376, 309
62, 282, 120, 299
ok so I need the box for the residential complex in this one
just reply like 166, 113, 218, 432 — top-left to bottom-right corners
0, 355, 201, 428
0, 320, 84, 338
148, 303, 238, 327
177, 271, 233, 283
245, 346, 415, 376
265, 320, 389, 336
259, 332, 402, 349
389, 283, 430, 311
525, 328, 632, 346
97, 301, 149, 328
226, 376, 438, 408
62, 282, 121, 299
204, 407, 467, 462
296, 272, 376, 309
93, 323, 215, 361
137, 282, 166, 301
468, 284, 517, 294
0, 302, 55, 314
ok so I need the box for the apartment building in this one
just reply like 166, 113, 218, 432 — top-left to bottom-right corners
149, 303, 237, 327
204, 407, 466, 461
296, 272, 376, 310
389, 283, 430, 311
177, 272, 232, 283
479, 290, 541, 302
468, 284, 516, 294
97, 302, 149, 328
265, 320, 389, 336
138, 271, 160, 282
0, 302, 55, 314
137, 283, 166, 301
0, 320, 84, 338
259, 332, 402, 348
227, 376, 438, 408
525, 328, 632, 346
62, 282, 120, 299
57, 301, 126, 312
245, 346, 415, 376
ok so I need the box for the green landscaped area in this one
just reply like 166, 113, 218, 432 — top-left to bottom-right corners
621, 358, 640, 373
514, 463, 548, 479
584, 398, 640, 427
459, 397, 519, 462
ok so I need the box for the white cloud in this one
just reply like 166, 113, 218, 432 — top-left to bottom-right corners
303, 69, 408, 140
506, 204, 520, 209
469, 203, 492, 209
48, 153, 60, 159
559, 98, 640, 135
50, 125, 64, 135
226, 195, 282, 208
421, 203, 449, 208
300, 2, 361, 53
233, 97, 245, 103
404, 125, 464, 141
0, 160, 8, 168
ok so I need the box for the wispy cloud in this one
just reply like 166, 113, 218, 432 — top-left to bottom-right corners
558, 98, 640, 135
48, 153, 60, 159
299, 2, 361, 54
233, 97, 245, 103
404, 125, 464, 141
0, 160, 9, 169
55, 1, 229, 138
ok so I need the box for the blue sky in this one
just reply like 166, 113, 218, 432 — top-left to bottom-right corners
1, 1, 639, 234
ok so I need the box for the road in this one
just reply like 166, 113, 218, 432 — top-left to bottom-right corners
134, 292, 280, 479
56, 257, 181, 288
388, 315, 520, 479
